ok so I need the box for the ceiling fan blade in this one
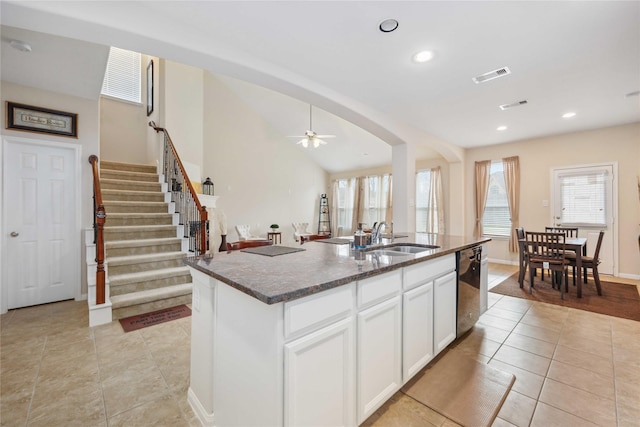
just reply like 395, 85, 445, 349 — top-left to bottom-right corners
315, 135, 336, 139
288, 135, 306, 138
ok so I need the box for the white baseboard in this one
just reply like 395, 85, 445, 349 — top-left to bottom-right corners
88, 300, 112, 327
188, 387, 215, 426
487, 258, 519, 266
618, 272, 640, 280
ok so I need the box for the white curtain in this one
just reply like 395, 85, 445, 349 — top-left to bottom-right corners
352, 176, 370, 231
330, 180, 340, 237
427, 167, 445, 234
368, 174, 392, 227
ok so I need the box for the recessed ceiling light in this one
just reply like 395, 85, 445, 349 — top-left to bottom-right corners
379, 19, 399, 33
562, 112, 576, 119
9, 39, 32, 53
497, 126, 507, 131
412, 50, 434, 63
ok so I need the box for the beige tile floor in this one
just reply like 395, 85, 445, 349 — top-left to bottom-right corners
1, 264, 639, 427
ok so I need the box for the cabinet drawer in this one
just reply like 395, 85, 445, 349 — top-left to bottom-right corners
357, 270, 402, 309
284, 283, 355, 340
403, 254, 455, 290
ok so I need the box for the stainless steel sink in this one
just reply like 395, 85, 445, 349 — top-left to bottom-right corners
369, 250, 413, 257
384, 245, 439, 254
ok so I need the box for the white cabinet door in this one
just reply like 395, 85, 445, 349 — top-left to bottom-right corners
402, 282, 434, 383
434, 271, 457, 353
284, 317, 355, 427
357, 296, 402, 424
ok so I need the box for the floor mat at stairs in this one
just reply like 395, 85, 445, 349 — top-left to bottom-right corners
119, 304, 191, 332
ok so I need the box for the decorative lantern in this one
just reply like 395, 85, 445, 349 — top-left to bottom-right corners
202, 177, 214, 195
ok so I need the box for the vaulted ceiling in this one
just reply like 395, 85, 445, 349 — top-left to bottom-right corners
2, 1, 639, 172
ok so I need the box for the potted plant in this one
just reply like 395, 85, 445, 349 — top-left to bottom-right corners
270, 224, 279, 232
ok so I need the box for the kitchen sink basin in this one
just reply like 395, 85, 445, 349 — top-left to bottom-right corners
368, 250, 413, 257
384, 245, 439, 254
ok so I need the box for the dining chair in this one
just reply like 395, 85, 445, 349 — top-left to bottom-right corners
542, 227, 579, 281
566, 230, 604, 296
515, 227, 527, 288
300, 234, 331, 244
524, 231, 570, 299
545, 226, 579, 237
226, 239, 273, 252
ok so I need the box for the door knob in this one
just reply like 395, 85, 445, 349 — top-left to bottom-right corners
10, 231, 19, 237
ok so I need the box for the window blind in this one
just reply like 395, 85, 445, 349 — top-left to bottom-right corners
101, 47, 141, 103
482, 161, 511, 237
559, 171, 607, 226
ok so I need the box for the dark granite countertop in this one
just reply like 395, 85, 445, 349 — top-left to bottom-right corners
184, 233, 490, 305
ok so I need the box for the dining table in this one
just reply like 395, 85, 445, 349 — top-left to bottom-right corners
519, 236, 588, 298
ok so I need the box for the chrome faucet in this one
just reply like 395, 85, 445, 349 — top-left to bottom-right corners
371, 222, 388, 244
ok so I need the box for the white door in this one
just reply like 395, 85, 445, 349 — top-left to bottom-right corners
3, 137, 79, 309
552, 164, 617, 275
357, 295, 402, 424
284, 318, 355, 427
433, 271, 457, 353
402, 282, 434, 383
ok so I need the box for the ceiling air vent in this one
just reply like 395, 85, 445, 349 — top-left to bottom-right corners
499, 100, 528, 110
472, 67, 511, 84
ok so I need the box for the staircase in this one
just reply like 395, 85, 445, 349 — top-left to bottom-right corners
100, 160, 192, 320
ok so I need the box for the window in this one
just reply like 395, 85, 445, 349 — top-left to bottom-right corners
101, 47, 141, 103
336, 178, 355, 233
482, 161, 511, 236
416, 170, 433, 232
368, 174, 391, 225
558, 170, 607, 226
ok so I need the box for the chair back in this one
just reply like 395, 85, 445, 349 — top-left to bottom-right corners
300, 234, 331, 244
515, 227, 526, 252
592, 230, 605, 262
226, 239, 272, 251
524, 231, 566, 262
235, 224, 252, 240
545, 226, 579, 238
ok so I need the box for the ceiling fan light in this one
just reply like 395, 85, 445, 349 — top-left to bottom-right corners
313, 139, 320, 148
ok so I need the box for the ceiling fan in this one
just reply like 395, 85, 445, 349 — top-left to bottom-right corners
289, 105, 335, 148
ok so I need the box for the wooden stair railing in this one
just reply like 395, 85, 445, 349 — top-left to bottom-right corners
149, 121, 209, 255
88, 155, 106, 305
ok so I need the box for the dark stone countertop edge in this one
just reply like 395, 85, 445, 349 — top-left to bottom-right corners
184, 237, 490, 305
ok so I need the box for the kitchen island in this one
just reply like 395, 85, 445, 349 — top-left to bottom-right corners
184, 233, 489, 427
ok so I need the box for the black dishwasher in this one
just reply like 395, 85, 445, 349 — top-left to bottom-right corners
456, 245, 482, 337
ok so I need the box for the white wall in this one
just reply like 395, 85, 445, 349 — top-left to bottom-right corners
162, 60, 204, 171
465, 123, 640, 278
202, 73, 329, 247
100, 54, 158, 165
0, 81, 100, 301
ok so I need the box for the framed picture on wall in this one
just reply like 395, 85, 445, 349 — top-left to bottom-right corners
147, 59, 154, 116
6, 101, 78, 138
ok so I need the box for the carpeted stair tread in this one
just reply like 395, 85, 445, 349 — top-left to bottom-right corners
103, 201, 167, 208
107, 212, 172, 217
102, 189, 165, 202
107, 251, 186, 266
101, 178, 161, 191
108, 266, 191, 285
100, 169, 159, 182
111, 283, 193, 309
101, 160, 156, 174
106, 237, 182, 249
104, 224, 177, 232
